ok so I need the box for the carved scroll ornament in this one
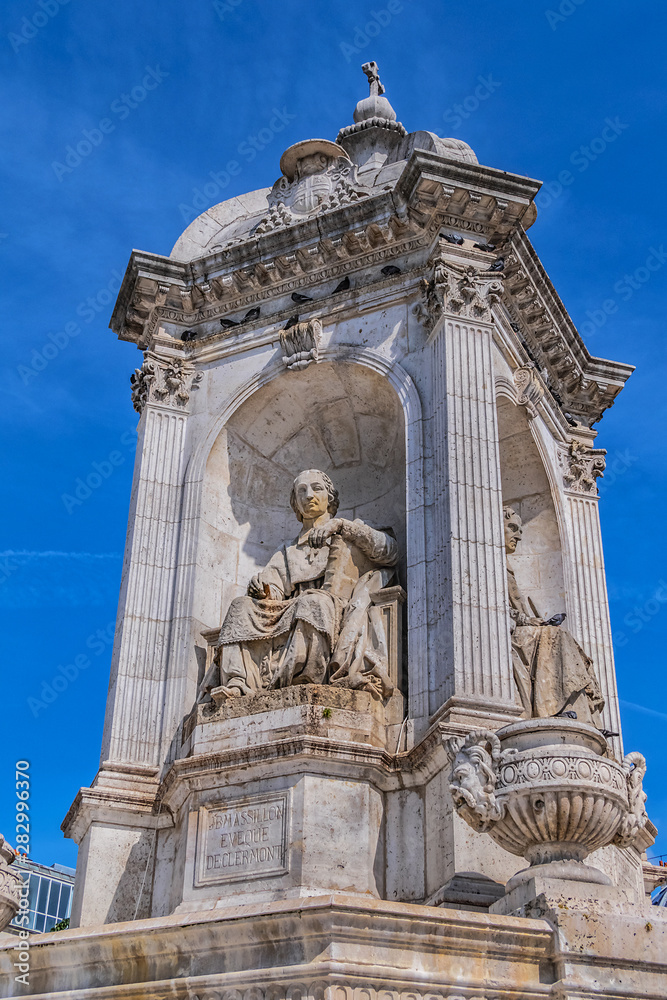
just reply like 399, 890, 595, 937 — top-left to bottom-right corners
513, 363, 544, 414
279, 319, 322, 370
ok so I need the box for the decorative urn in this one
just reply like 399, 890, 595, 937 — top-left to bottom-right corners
448, 718, 649, 886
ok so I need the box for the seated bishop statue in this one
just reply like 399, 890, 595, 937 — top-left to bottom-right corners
503, 505, 605, 728
200, 469, 399, 703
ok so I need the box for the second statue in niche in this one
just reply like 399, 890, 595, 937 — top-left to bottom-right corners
200, 469, 399, 703
503, 505, 605, 727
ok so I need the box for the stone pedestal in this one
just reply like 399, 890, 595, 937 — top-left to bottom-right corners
151, 686, 527, 917
2, 891, 667, 1000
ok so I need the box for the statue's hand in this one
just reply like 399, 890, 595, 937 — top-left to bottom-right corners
515, 612, 542, 627
247, 575, 265, 599
308, 518, 342, 548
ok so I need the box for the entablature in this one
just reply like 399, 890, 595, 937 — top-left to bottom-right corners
109, 151, 540, 348
109, 151, 632, 428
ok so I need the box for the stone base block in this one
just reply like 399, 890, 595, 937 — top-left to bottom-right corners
490, 872, 667, 1000
491, 871, 626, 918
425, 871, 506, 911
3, 892, 667, 1000
183, 683, 404, 756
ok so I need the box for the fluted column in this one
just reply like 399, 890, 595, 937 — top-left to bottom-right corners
420, 253, 517, 724
559, 445, 622, 747
100, 352, 201, 767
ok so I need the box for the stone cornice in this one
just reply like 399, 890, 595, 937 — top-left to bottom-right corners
159, 725, 454, 812
108, 152, 632, 427
504, 229, 634, 425
417, 231, 634, 427
61, 761, 167, 843
397, 148, 542, 216
0, 893, 553, 998
109, 152, 540, 348
61, 785, 171, 845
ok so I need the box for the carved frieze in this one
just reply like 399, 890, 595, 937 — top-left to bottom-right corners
111, 171, 631, 430
279, 319, 322, 370
187, 986, 536, 1000
559, 441, 606, 495
130, 352, 203, 414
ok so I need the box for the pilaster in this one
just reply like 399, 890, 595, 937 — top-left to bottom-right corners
100, 350, 202, 767
558, 439, 622, 746
423, 254, 517, 724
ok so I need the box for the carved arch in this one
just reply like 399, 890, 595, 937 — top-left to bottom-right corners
170, 351, 428, 723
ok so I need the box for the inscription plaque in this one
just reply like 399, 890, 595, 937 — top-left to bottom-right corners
195, 791, 289, 886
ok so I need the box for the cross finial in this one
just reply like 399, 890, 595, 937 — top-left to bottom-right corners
362, 61, 385, 97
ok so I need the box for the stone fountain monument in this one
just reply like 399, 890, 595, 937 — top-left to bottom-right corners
2, 62, 665, 999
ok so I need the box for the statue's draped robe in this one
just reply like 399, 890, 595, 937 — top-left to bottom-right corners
507, 565, 604, 726
204, 520, 398, 697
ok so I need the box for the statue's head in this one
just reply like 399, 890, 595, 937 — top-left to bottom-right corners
503, 505, 523, 554
290, 469, 339, 522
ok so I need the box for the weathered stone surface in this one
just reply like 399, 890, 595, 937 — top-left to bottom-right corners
40, 59, 662, 1000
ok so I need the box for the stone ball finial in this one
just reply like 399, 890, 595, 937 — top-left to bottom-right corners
353, 93, 398, 125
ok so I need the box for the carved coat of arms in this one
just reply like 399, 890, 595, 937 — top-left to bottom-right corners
255, 139, 368, 234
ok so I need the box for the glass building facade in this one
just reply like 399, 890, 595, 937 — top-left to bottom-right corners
8, 858, 75, 934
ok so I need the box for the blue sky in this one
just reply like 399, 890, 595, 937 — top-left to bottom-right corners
2, 0, 666, 870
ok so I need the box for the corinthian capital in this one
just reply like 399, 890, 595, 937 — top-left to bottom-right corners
415, 256, 504, 331
559, 440, 606, 495
130, 352, 203, 414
